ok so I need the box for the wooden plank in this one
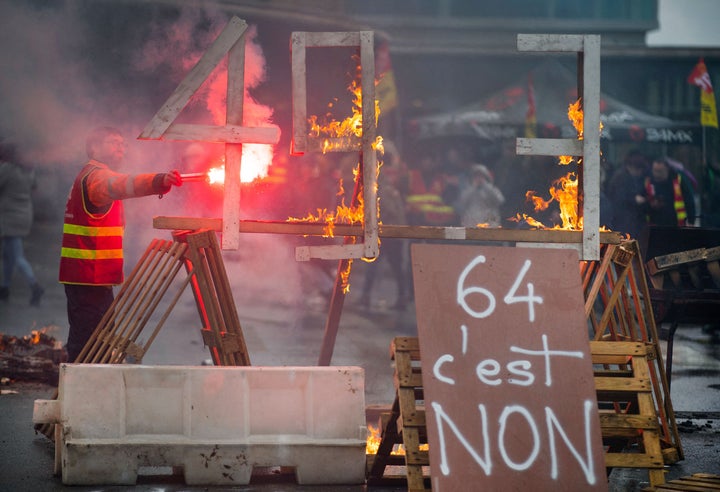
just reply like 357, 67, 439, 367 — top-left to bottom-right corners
593, 376, 651, 392
360, 31, 379, 259
304, 31, 361, 47
162, 123, 280, 144
517, 33, 585, 52
598, 413, 658, 430
291, 32, 307, 154
222, 33, 245, 251
516, 137, 583, 156
139, 16, 248, 139
153, 217, 625, 244
581, 35, 602, 262
296, 243, 366, 261
590, 341, 649, 356
392, 336, 420, 356
650, 248, 707, 271
603, 453, 660, 469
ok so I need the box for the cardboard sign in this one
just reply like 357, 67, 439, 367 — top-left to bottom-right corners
412, 244, 607, 492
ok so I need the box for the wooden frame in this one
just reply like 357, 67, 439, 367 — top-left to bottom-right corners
515, 34, 602, 261
290, 30, 379, 260
139, 16, 280, 250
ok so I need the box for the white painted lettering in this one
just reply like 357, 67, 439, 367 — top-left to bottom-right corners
476, 359, 502, 386
434, 354, 456, 385
431, 401, 492, 476
510, 334, 584, 386
545, 400, 598, 485
498, 405, 541, 471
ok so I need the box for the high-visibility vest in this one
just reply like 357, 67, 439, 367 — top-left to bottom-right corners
59, 162, 125, 285
644, 174, 687, 226
406, 169, 456, 225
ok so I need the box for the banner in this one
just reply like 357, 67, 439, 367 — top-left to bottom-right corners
688, 58, 719, 128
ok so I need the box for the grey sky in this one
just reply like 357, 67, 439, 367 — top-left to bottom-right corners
647, 0, 720, 47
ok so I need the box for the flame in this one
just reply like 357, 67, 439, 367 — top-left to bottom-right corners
308, 77, 381, 153
365, 424, 429, 455
515, 98, 607, 231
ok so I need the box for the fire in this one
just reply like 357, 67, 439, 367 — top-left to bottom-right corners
308, 77, 381, 154
515, 98, 605, 231
365, 424, 429, 455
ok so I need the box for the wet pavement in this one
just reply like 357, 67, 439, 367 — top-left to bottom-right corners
1, 220, 719, 491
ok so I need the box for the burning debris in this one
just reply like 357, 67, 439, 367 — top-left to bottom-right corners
0, 326, 66, 384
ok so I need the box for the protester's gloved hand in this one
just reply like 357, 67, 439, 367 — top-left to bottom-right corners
163, 170, 182, 187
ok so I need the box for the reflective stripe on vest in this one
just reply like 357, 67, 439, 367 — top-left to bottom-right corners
672, 175, 687, 224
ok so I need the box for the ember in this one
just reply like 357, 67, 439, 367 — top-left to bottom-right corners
0, 326, 66, 384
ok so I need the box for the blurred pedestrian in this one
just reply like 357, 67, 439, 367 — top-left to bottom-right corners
0, 139, 44, 305
456, 163, 505, 227
405, 153, 456, 225
59, 127, 182, 362
607, 150, 648, 238
640, 156, 696, 227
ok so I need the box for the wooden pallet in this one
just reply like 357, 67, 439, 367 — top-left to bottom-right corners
591, 340, 666, 488
367, 337, 429, 492
582, 240, 682, 463
369, 337, 671, 489
644, 473, 720, 491
174, 229, 250, 366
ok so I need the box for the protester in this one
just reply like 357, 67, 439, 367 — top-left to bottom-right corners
640, 156, 696, 227
0, 139, 44, 305
405, 153, 456, 226
59, 127, 182, 362
607, 150, 649, 238
455, 163, 505, 227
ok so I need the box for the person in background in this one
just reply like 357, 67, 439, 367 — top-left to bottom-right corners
607, 150, 648, 238
59, 127, 182, 362
0, 138, 44, 305
640, 156, 696, 227
455, 163, 505, 228
405, 153, 457, 226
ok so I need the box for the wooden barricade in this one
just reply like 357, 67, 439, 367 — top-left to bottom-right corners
581, 240, 682, 463
369, 337, 671, 489
37, 230, 249, 439
591, 340, 666, 487
367, 337, 429, 492
173, 229, 250, 366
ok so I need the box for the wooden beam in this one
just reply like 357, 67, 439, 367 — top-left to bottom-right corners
139, 16, 248, 140
305, 31, 361, 47
582, 35, 602, 261
153, 217, 625, 244
222, 32, 245, 250
360, 31, 379, 259
516, 33, 585, 52
516, 138, 582, 156
162, 123, 280, 144
291, 32, 307, 155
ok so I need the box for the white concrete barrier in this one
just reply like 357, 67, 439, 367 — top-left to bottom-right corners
33, 364, 366, 485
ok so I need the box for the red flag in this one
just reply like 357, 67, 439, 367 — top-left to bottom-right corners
688, 58, 718, 128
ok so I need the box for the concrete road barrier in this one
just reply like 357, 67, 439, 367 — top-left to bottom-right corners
33, 364, 366, 485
